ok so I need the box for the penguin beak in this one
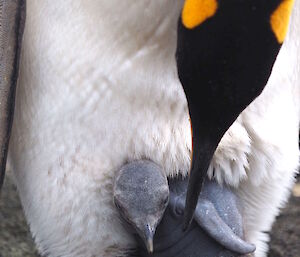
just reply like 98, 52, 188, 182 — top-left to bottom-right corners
183, 133, 219, 230
146, 235, 154, 253
142, 223, 155, 253
145, 224, 156, 253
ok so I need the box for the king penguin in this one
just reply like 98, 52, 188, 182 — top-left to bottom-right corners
0, 1, 299, 257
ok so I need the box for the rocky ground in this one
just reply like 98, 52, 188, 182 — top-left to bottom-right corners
0, 172, 299, 257
0, 172, 39, 257
268, 181, 300, 257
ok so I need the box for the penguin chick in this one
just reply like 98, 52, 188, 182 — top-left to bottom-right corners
113, 160, 169, 254
138, 176, 255, 257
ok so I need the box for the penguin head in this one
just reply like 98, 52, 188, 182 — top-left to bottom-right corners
113, 160, 169, 253
176, 0, 295, 227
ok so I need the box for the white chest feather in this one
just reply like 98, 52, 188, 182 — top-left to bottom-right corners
8, 1, 300, 257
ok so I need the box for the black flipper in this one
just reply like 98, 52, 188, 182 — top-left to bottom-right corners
137, 177, 255, 257
176, 0, 294, 227
0, 0, 26, 188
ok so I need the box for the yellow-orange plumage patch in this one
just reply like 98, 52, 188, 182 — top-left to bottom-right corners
271, 0, 295, 43
182, 0, 218, 29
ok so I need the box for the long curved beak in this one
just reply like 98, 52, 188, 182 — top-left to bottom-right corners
183, 128, 222, 230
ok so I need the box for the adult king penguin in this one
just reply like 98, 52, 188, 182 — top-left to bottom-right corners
0, 1, 299, 257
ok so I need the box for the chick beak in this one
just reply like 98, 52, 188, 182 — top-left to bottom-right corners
146, 237, 154, 254
143, 224, 155, 254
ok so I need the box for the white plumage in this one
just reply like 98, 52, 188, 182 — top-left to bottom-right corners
7, 1, 300, 256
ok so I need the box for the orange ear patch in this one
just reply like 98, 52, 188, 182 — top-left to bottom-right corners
182, 0, 218, 29
271, 0, 295, 43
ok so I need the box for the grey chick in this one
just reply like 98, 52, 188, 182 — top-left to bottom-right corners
113, 160, 169, 254
114, 160, 255, 257
139, 176, 256, 257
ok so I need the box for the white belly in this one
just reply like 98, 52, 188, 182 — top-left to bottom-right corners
8, 1, 300, 256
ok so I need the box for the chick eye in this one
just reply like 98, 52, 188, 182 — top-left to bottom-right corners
175, 204, 184, 216
163, 196, 169, 206
114, 199, 122, 210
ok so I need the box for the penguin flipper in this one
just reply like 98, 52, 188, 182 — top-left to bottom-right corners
193, 179, 255, 255
0, 0, 26, 188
